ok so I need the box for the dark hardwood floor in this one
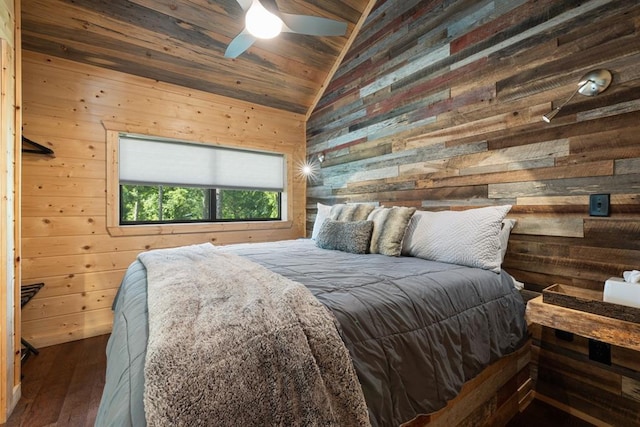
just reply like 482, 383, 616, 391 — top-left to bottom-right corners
4, 334, 108, 427
4, 334, 594, 427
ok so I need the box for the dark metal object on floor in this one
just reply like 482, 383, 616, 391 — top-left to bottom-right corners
21, 283, 45, 363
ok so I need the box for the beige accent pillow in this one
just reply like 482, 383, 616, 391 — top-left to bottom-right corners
367, 206, 416, 256
329, 203, 375, 222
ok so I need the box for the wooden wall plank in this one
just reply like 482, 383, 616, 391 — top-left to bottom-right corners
622, 377, 640, 403
488, 174, 640, 199
21, 216, 107, 238
22, 196, 105, 217
509, 215, 584, 238
22, 158, 106, 180
22, 288, 117, 321
424, 160, 613, 189
21, 308, 114, 348
21, 250, 139, 279
22, 270, 126, 298
22, 176, 106, 198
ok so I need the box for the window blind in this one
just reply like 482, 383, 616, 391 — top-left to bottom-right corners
119, 136, 285, 191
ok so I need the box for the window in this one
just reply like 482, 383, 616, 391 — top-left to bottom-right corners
118, 135, 285, 225
120, 186, 281, 224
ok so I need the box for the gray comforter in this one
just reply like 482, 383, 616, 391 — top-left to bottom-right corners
96, 239, 527, 427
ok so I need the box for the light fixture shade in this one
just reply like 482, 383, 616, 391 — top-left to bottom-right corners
542, 108, 560, 123
542, 69, 612, 123
245, 1, 282, 39
577, 69, 612, 96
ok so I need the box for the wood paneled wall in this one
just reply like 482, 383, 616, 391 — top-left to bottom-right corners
307, 0, 640, 424
21, 51, 307, 348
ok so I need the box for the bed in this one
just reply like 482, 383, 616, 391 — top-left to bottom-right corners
96, 205, 529, 427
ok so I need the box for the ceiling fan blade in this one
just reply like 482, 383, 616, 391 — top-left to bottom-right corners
257, 0, 279, 15
235, 0, 254, 11
280, 13, 347, 36
224, 30, 257, 58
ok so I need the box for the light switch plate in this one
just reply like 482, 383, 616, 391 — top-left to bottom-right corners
589, 194, 610, 217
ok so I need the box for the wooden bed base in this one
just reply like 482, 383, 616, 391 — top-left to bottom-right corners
403, 339, 533, 427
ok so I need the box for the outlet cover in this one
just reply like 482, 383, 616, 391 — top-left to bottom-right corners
589, 338, 611, 365
589, 194, 610, 217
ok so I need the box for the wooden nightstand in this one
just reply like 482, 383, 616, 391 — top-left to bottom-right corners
525, 286, 640, 426
526, 289, 640, 351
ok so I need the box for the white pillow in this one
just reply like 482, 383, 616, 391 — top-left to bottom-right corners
402, 205, 512, 273
311, 202, 332, 240
499, 219, 517, 263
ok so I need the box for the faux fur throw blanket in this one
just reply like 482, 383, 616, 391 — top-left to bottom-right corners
138, 243, 371, 427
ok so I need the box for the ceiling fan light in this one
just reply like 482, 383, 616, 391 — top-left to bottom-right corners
245, 2, 282, 39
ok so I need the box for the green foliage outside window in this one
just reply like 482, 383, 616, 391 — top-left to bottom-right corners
218, 189, 279, 220
120, 184, 280, 223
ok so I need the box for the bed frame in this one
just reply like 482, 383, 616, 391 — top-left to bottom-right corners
403, 339, 532, 427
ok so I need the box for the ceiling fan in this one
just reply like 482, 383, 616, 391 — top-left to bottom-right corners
224, 0, 348, 58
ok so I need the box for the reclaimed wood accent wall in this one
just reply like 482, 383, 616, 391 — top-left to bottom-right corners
21, 51, 307, 348
307, 0, 640, 424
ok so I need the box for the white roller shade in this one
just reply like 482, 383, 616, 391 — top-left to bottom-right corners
119, 136, 285, 191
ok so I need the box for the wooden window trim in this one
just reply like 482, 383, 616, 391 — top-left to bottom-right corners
104, 126, 293, 237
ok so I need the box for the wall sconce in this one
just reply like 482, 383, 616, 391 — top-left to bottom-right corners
299, 152, 325, 179
542, 69, 612, 123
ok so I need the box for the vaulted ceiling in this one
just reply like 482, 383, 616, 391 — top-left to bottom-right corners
21, 0, 375, 116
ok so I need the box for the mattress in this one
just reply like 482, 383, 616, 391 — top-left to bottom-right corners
96, 239, 528, 427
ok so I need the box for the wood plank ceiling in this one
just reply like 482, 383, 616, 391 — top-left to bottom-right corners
21, 0, 373, 116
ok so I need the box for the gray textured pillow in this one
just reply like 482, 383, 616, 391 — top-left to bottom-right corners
330, 204, 375, 222
367, 206, 416, 256
315, 219, 373, 254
